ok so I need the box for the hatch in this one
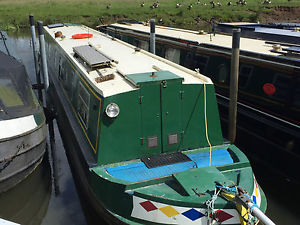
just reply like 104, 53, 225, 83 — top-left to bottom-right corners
126, 71, 184, 154
73, 44, 115, 82
73, 44, 112, 69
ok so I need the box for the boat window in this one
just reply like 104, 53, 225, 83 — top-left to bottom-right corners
123, 36, 135, 45
293, 78, 300, 107
271, 74, 290, 101
0, 63, 37, 119
156, 43, 165, 58
239, 65, 253, 88
77, 82, 90, 128
138, 40, 149, 51
0, 76, 24, 107
217, 64, 228, 83
193, 54, 209, 74
59, 58, 67, 81
165, 47, 180, 64
182, 51, 194, 68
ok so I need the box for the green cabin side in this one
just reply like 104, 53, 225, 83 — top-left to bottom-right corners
45, 32, 224, 166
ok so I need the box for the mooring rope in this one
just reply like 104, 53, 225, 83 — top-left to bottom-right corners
203, 83, 212, 166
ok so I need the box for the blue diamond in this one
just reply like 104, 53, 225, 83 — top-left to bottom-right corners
182, 209, 205, 221
252, 195, 257, 204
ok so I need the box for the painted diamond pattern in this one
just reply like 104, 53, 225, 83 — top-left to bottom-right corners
182, 208, 205, 221
210, 210, 234, 222
159, 206, 180, 217
252, 195, 257, 204
140, 201, 158, 212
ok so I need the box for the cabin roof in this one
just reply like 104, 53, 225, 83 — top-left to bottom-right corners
108, 23, 295, 58
44, 25, 212, 98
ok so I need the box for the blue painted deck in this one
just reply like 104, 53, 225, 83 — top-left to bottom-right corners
106, 150, 233, 182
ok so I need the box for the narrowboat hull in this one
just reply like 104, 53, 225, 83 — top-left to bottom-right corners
44, 24, 267, 224
0, 120, 47, 193
48, 64, 267, 225
216, 22, 300, 44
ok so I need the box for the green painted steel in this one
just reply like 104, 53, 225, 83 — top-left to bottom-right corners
97, 71, 223, 164
139, 82, 162, 154
160, 79, 183, 153
173, 167, 230, 196
98, 91, 142, 164
180, 84, 223, 150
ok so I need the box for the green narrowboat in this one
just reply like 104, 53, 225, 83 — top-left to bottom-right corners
100, 22, 300, 181
44, 24, 266, 224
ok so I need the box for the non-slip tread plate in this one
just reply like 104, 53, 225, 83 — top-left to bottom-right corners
141, 152, 191, 169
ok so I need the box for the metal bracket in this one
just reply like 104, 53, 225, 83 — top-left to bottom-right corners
140, 137, 144, 145
180, 91, 184, 100
139, 96, 143, 104
32, 83, 45, 90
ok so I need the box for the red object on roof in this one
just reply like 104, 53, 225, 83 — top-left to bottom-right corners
72, 33, 93, 39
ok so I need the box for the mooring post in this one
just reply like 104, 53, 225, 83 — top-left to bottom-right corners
29, 15, 43, 103
150, 19, 156, 54
37, 21, 49, 91
228, 28, 241, 144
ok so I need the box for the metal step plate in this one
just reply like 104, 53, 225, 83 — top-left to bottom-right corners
141, 152, 191, 169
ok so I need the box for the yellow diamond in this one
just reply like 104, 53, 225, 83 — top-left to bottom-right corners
159, 206, 180, 217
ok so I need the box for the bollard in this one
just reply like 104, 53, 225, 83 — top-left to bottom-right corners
150, 19, 156, 54
29, 15, 43, 102
228, 28, 241, 144
37, 21, 49, 91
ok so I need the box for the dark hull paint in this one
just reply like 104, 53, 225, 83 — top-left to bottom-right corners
217, 94, 300, 181
47, 69, 127, 225
216, 23, 300, 45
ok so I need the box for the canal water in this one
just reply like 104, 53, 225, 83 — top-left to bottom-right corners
0, 30, 299, 225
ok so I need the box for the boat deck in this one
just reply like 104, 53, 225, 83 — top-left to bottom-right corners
45, 25, 212, 98
108, 23, 298, 58
106, 149, 233, 182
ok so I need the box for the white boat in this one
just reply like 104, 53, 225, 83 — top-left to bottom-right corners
0, 50, 47, 193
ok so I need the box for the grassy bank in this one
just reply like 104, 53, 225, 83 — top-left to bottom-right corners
0, 0, 300, 30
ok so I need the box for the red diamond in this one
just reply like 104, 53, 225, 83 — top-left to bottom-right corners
139, 201, 158, 212
210, 210, 233, 222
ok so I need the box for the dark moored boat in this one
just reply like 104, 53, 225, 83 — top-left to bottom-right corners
43, 23, 267, 224
100, 21, 300, 181
215, 22, 300, 45
0, 50, 47, 193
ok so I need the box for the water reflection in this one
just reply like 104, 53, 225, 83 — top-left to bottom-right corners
42, 121, 87, 225
0, 158, 51, 225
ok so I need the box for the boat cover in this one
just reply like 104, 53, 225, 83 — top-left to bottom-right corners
0, 51, 37, 119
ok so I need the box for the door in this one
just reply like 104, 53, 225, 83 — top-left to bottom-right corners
160, 79, 182, 153
139, 79, 183, 154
